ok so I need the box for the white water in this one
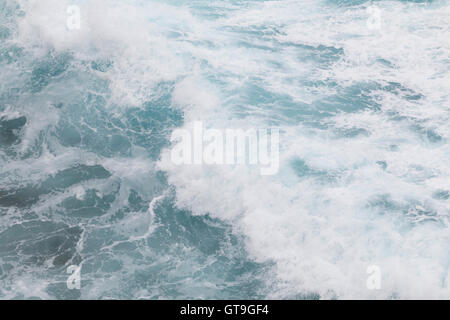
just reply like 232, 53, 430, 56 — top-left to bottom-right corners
1, 0, 449, 299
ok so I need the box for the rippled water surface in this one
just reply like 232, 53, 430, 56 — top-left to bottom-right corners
0, 0, 449, 299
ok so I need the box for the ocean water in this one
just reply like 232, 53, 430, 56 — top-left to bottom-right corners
0, 0, 449, 299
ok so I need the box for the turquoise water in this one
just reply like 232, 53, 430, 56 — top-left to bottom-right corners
0, 0, 449, 299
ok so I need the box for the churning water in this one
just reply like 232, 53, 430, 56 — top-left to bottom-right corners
0, 0, 449, 299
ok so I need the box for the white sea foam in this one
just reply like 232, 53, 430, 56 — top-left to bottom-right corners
4, 0, 450, 299
158, 0, 450, 299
